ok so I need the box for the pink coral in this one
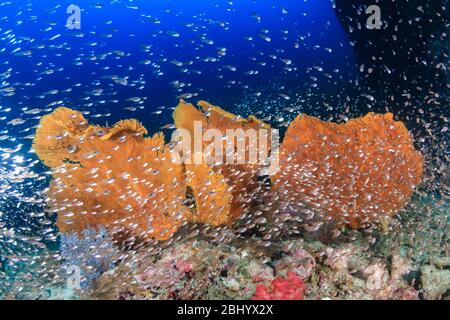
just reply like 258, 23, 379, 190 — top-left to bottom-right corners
252, 271, 305, 300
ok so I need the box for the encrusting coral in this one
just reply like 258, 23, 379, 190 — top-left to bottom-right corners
33, 103, 424, 243
272, 112, 424, 229
252, 271, 305, 300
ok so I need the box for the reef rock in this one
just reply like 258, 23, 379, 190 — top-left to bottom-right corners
421, 265, 450, 300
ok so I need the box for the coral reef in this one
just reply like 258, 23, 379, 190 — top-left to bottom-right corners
32, 107, 89, 168
8, 195, 446, 301
272, 112, 424, 229
420, 264, 450, 300
90, 240, 273, 300
274, 247, 316, 279
85, 221, 441, 300
33, 104, 424, 245
28, 103, 438, 301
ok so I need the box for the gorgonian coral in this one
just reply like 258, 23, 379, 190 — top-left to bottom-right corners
34, 107, 188, 241
184, 163, 232, 226
32, 107, 89, 167
33, 104, 424, 243
173, 100, 271, 221
272, 112, 424, 229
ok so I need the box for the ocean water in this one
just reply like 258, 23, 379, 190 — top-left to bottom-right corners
0, 0, 448, 300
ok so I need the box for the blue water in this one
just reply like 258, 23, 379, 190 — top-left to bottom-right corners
1, 0, 357, 131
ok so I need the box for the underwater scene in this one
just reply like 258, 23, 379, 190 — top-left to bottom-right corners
0, 0, 448, 301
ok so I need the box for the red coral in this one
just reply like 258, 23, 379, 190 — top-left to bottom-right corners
252, 271, 305, 300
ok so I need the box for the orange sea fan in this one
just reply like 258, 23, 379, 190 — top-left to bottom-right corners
173, 100, 271, 221
184, 163, 232, 226
34, 108, 188, 241
272, 112, 424, 229
34, 105, 423, 242
32, 107, 89, 167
